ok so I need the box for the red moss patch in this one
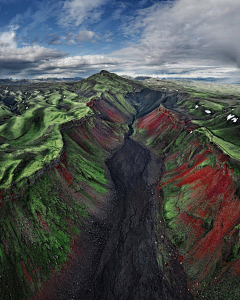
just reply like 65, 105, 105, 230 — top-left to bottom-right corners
21, 260, 33, 283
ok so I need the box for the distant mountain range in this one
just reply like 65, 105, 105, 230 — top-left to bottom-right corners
1, 75, 239, 86
0, 77, 83, 85
121, 75, 240, 84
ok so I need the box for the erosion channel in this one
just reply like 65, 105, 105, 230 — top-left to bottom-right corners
90, 119, 193, 299
40, 89, 194, 300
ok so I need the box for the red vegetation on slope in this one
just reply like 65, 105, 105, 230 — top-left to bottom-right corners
32, 91, 130, 299
21, 260, 33, 284
53, 98, 128, 206
173, 160, 239, 278
87, 98, 125, 123
137, 107, 184, 135
136, 106, 240, 295
96, 101, 125, 123
137, 106, 198, 134
159, 149, 211, 189
55, 162, 73, 185
86, 98, 94, 107
55, 152, 73, 185
36, 212, 49, 231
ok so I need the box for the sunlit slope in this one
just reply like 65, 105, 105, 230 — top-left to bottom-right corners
0, 113, 128, 300
74, 70, 137, 118
0, 71, 139, 197
0, 86, 91, 193
0, 74, 131, 299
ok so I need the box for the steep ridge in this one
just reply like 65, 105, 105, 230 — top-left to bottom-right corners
134, 106, 240, 299
0, 76, 132, 299
0, 112, 129, 300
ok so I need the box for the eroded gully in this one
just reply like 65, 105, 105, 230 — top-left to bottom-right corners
39, 114, 194, 300
87, 119, 194, 300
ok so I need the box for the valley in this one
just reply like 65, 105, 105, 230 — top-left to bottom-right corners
0, 71, 239, 299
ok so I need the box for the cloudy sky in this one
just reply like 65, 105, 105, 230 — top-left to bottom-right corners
0, 0, 240, 80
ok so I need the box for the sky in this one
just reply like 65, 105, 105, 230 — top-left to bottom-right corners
0, 0, 240, 80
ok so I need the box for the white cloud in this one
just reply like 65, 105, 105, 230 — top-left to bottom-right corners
75, 30, 96, 44
103, 32, 113, 42
64, 30, 112, 46
59, 0, 109, 27
0, 26, 118, 78
112, 0, 240, 78
0, 31, 120, 78
0, 45, 66, 78
0, 29, 17, 49
47, 55, 116, 68
112, 2, 127, 20
0, 27, 66, 77
1, 0, 240, 80
37, 55, 117, 72
0, 45, 64, 62
0, 27, 64, 62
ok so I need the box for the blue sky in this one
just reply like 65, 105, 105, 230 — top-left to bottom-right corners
0, 0, 240, 80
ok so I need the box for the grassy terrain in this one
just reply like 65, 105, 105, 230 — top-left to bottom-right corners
0, 115, 119, 298
140, 77, 240, 162
0, 71, 140, 197
134, 105, 240, 300
0, 84, 92, 193
74, 71, 136, 115
196, 127, 240, 161
0, 71, 133, 299
0, 168, 87, 299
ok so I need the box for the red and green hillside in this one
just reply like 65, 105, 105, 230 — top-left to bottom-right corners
135, 106, 240, 299
0, 71, 239, 299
